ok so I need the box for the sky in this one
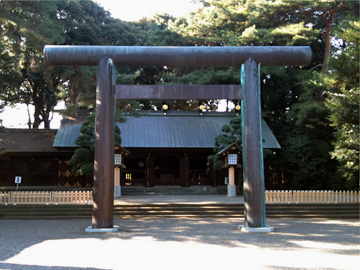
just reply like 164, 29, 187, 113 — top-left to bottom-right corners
1, 0, 213, 129
95, 0, 201, 22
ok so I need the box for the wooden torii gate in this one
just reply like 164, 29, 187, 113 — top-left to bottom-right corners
44, 46, 312, 232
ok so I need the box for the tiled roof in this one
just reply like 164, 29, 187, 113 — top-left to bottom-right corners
0, 129, 58, 153
54, 111, 281, 149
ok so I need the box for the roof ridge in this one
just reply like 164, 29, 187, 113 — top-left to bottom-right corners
2, 128, 58, 133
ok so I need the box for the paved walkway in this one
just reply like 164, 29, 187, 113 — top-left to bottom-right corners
0, 193, 359, 270
114, 194, 244, 205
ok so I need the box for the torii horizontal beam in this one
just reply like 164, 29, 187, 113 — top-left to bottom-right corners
44, 46, 312, 67
115, 85, 242, 100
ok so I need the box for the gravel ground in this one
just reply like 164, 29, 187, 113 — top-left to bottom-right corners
0, 217, 359, 270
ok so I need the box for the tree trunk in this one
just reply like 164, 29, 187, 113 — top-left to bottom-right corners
42, 103, 53, 129
32, 105, 42, 129
318, 1, 345, 101
26, 103, 32, 129
43, 116, 50, 129
320, 2, 345, 73
31, 85, 42, 129
321, 20, 332, 73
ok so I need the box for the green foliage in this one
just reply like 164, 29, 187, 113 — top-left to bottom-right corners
325, 21, 360, 189
286, 71, 330, 129
0, 0, 143, 127
172, 0, 324, 47
283, 134, 327, 190
135, 15, 188, 46
55, 0, 141, 115
208, 116, 242, 169
327, 88, 359, 188
163, 68, 239, 85
69, 113, 121, 176
0, 1, 65, 128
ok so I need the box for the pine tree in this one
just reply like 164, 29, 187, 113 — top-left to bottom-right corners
68, 113, 122, 176
208, 115, 242, 169
0, 1, 65, 128
325, 21, 359, 189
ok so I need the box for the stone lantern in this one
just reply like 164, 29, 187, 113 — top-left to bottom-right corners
217, 142, 242, 197
114, 143, 130, 197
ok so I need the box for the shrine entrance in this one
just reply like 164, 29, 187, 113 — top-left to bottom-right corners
44, 45, 312, 232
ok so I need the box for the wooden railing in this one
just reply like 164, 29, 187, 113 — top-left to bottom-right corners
0, 191, 93, 204
0, 190, 358, 204
52, 191, 93, 204
265, 190, 359, 203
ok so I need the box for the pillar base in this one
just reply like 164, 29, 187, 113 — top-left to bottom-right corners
114, 185, 121, 197
85, 225, 119, 233
238, 225, 274, 233
227, 185, 236, 197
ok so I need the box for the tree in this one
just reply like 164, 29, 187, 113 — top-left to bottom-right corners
0, 25, 21, 109
283, 134, 328, 190
208, 115, 242, 169
0, 0, 142, 127
48, 0, 140, 116
0, 1, 66, 128
325, 21, 359, 189
68, 113, 122, 176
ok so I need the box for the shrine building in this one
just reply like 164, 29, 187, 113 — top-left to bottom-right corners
0, 111, 289, 190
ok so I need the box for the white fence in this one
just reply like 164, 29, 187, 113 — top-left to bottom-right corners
0, 191, 93, 204
265, 190, 359, 203
0, 190, 358, 204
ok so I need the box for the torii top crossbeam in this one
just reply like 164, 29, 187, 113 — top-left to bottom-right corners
44, 46, 312, 67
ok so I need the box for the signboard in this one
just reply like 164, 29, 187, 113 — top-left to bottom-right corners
15, 176, 22, 184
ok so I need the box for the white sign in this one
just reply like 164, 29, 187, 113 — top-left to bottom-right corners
15, 176, 22, 184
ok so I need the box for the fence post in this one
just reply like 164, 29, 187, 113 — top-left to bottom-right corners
59, 191, 63, 203
305, 190, 309, 203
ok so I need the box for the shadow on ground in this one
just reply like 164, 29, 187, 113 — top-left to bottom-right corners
0, 218, 358, 269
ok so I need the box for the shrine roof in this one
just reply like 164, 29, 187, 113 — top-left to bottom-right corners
53, 111, 281, 149
0, 129, 58, 153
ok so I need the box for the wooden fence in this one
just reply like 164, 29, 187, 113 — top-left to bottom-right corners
0, 191, 93, 204
0, 190, 358, 204
265, 190, 359, 203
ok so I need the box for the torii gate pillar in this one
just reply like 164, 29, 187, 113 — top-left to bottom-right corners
85, 57, 118, 232
239, 59, 273, 232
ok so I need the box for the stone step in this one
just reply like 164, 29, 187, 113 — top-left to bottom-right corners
121, 185, 221, 195
0, 203, 358, 219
